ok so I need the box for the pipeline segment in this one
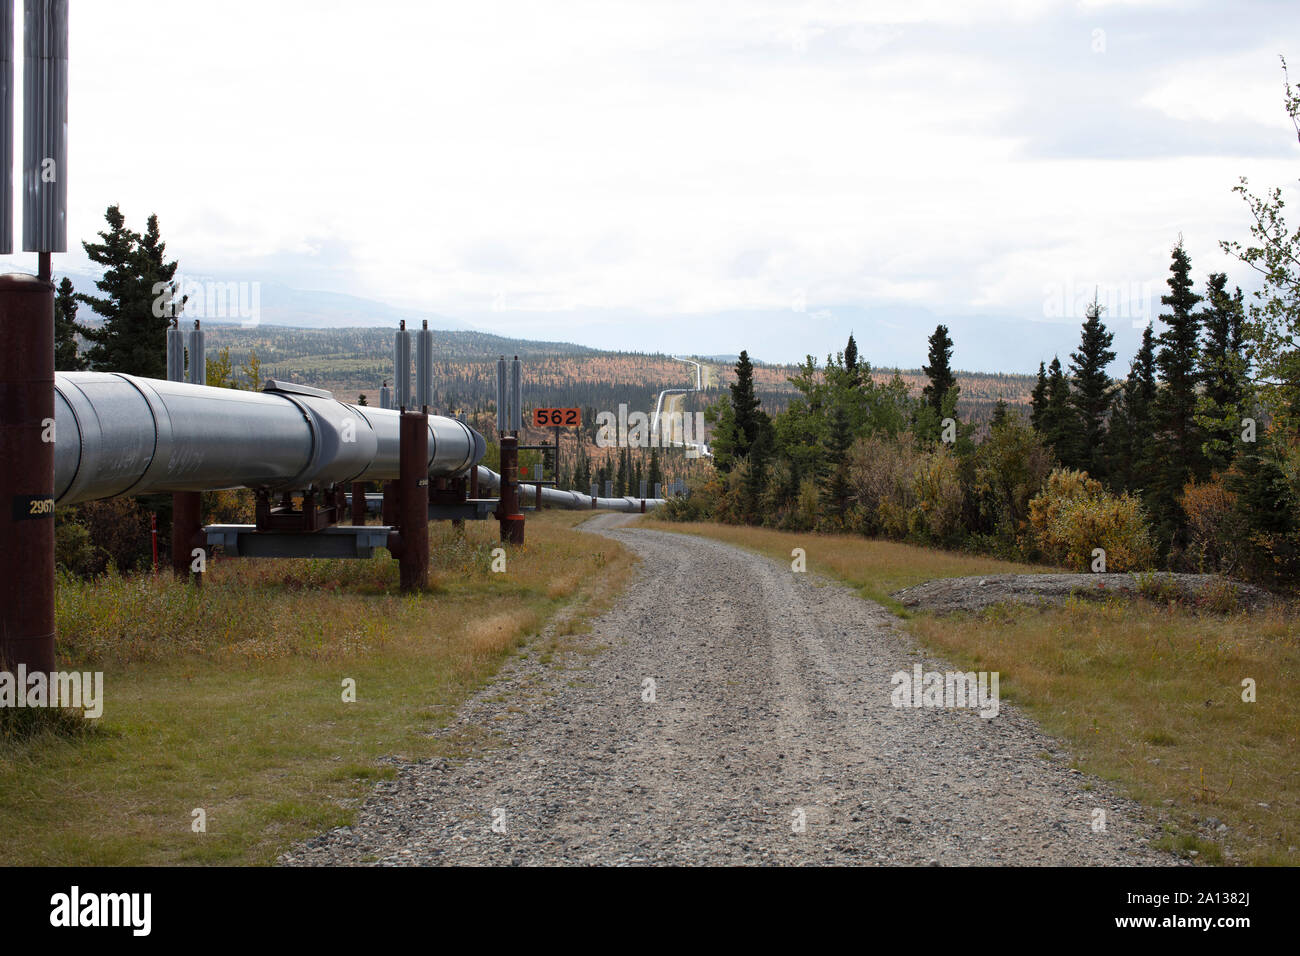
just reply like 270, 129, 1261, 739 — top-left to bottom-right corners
475, 466, 666, 513
52, 372, 487, 506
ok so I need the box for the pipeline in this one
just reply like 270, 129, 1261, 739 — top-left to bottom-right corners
53, 372, 487, 506
475, 466, 666, 513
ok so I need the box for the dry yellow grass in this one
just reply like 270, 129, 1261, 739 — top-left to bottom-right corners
910, 600, 1300, 865
637, 518, 1042, 607
0, 509, 632, 865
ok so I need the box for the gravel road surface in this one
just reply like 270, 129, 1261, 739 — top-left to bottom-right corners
284, 514, 1175, 866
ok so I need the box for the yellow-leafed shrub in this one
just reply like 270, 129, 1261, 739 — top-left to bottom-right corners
1027, 468, 1155, 571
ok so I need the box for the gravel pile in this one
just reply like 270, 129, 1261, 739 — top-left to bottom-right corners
283, 515, 1176, 866
893, 572, 1276, 615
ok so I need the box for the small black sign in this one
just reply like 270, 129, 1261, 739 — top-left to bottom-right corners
12, 495, 55, 521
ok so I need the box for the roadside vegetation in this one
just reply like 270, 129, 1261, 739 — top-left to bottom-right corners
0, 510, 633, 865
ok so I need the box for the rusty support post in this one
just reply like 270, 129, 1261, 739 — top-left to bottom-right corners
172, 491, 203, 585
398, 410, 429, 591
351, 481, 366, 525
498, 434, 524, 544
381, 480, 398, 526
0, 274, 56, 674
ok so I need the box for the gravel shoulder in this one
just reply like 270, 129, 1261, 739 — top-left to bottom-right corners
283, 515, 1176, 866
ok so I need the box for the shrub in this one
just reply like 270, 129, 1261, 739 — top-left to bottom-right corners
1181, 475, 1248, 574
847, 434, 921, 538
908, 449, 964, 544
1028, 468, 1156, 571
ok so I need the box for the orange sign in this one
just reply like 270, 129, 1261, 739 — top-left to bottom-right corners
532, 407, 581, 427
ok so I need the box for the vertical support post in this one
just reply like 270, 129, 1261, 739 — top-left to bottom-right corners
351, 481, 366, 525
171, 487, 202, 586
381, 480, 397, 526
397, 410, 428, 591
0, 273, 55, 674
469, 465, 479, 499
498, 434, 524, 544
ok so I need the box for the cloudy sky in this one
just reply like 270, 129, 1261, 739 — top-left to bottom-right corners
3, 0, 1298, 370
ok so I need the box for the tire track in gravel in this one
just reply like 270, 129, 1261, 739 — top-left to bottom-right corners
283, 515, 1177, 866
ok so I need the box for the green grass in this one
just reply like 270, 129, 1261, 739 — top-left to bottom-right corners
0, 509, 633, 865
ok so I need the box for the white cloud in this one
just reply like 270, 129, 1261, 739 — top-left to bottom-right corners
0, 0, 1294, 365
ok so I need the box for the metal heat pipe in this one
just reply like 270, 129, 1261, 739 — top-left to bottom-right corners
475, 466, 666, 513
52, 372, 487, 506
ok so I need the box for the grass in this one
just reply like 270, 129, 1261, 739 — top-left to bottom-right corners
638, 517, 1299, 866
0, 508, 633, 865
636, 517, 1042, 610
909, 600, 1299, 865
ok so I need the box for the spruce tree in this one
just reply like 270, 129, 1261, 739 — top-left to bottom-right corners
647, 446, 662, 492
1068, 294, 1116, 478
54, 277, 87, 371
991, 398, 1010, 429
729, 350, 762, 459
615, 447, 628, 496
821, 398, 853, 522
76, 206, 184, 378
1196, 273, 1249, 472
844, 333, 860, 386
1029, 361, 1048, 430
1150, 240, 1205, 553
921, 324, 957, 413
1105, 325, 1158, 493
1040, 356, 1076, 464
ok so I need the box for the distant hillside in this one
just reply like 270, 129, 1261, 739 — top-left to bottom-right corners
201, 325, 1035, 429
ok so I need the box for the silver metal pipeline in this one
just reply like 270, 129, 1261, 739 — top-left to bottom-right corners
53, 372, 487, 506
475, 466, 665, 512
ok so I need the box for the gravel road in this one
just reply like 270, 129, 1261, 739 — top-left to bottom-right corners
284, 515, 1176, 866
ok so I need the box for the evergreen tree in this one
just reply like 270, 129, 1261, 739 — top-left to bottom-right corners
615, 447, 628, 497
1196, 273, 1249, 472
1150, 239, 1206, 552
356, 393, 368, 406
991, 398, 1010, 429
921, 324, 957, 413
1040, 356, 1076, 463
843, 332, 860, 386
647, 446, 662, 493
705, 393, 740, 474
1029, 361, 1048, 430
54, 277, 87, 371
729, 350, 763, 458
76, 206, 184, 378
820, 398, 853, 523
1068, 294, 1117, 477
1106, 325, 1159, 493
